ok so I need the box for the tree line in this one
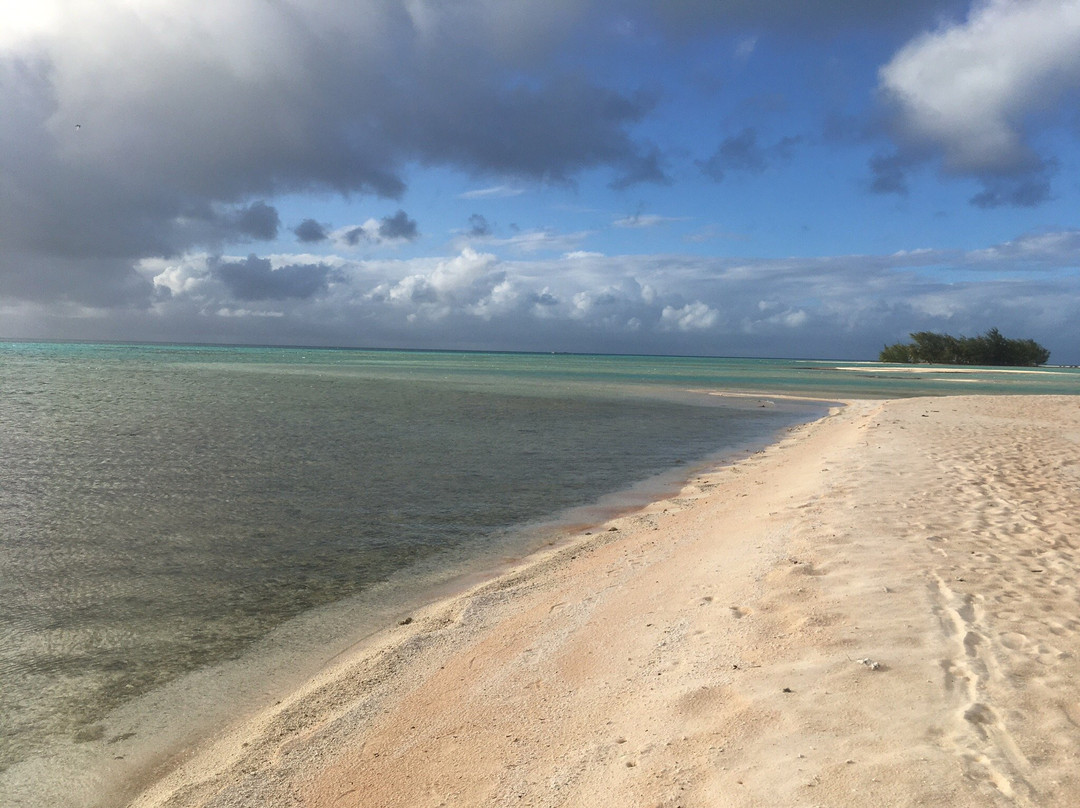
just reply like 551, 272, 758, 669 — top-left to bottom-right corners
880, 328, 1050, 366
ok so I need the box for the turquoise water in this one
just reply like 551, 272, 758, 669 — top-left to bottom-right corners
8, 341, 1076, 396
0, 342, 1076, 806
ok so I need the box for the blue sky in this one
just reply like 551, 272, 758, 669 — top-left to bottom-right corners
3, 1, 1080, 362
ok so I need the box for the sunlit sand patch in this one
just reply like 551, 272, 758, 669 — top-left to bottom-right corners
833, 365, 1070, 375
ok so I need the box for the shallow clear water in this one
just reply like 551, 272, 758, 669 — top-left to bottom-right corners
0, 343, 1075, 805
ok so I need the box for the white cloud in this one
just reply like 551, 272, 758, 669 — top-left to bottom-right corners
470, 278, 522, 319
734, 35, 758, 62
880, 0, 1080, 174
427, 248, 499, 294
370, 248, 506, 319
965, 228, 1080, 265
458, 185, 526, 199
482, 229, 594, 254
659, 301, 719, 331
911, 293, 963, 319
137, 253, 212, 297
0, 0, 62, 48
215, 307, 284, 318
781, 309, 808, 327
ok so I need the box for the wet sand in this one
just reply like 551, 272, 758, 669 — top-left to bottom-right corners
131, 395, 1080, 808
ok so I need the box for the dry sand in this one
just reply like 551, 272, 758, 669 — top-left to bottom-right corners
130, 395, 1080, 808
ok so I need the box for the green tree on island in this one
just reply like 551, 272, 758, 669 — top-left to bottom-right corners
880, 328, 1050, 366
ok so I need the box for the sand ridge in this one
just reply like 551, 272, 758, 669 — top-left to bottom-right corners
130, 395, 1080, 808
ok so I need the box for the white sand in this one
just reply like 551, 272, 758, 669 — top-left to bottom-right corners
130, 395, 1080, 808
833, 366, 1070, 376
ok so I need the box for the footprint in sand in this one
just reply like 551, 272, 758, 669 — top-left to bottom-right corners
999, 632, 1028, 651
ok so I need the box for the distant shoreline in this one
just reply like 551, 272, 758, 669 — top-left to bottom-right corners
833, 364, 1073, 375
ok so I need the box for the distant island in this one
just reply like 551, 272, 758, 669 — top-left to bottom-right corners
880, 328, 1050, 366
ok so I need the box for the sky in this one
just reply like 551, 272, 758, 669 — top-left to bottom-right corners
2, 0, 1080, 362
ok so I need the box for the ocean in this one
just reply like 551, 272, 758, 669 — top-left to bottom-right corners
1, 343, 1076, 806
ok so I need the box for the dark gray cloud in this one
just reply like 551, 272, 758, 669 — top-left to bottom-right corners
230, 201, 280, 240
411, 78, 663, 188
528, 291, 560, 306
333, 211, 418, 247
212, 255, 334, 301
868, 151, 914, 196
342, 227, 369, 247
969, 172, 1055, 210
294, 219, 329, 243
625, 0, 966, 32
609, 145, 670, 191
871, 101, 1060, 208
0, 251, 154, 307
698, 129, 800, 182
468, 214, 492, 238
0, 2, 670, 305
378, 210, 419, 241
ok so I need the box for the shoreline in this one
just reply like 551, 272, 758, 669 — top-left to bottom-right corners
126, 400, 856, 806
85, 403, 839, 807
82, 396, 1080, 804
128, 394, 1080, 806
1, 393, 825, 808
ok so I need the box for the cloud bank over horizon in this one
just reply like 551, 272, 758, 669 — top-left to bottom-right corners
2, 0, 1079, 361
1, 230, 1068, 362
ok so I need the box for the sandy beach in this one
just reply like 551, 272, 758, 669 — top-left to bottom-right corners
129, 395, 1080, 808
